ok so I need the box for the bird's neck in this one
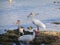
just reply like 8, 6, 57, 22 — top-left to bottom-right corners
31, 15, 35, 21
32, 31, 35, 38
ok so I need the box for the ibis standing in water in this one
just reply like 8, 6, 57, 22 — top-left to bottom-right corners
27, 12, 46, 31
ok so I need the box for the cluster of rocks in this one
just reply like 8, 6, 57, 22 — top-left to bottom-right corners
0, 30, 60, 45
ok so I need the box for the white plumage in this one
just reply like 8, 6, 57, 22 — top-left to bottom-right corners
27, 12, 46, 30
18, 35, 34, 42
32, 19, 46, 29
18, 29, 35, 45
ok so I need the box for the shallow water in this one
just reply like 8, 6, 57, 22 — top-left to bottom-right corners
0, 0, 60, 34
0, 43, 45, 45
41, 43, 45, 45
0, 21, 60, 34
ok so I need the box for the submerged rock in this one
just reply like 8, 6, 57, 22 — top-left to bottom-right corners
52, 22, 60, 25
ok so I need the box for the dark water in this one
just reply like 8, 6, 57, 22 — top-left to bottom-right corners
41, 43, 45, 45
0, 43, 45, 45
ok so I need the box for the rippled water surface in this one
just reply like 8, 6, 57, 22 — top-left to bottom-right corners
0, 0, 60, 34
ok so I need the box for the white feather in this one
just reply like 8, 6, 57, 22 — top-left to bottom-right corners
32, 19, 46, 29
28, 12, 46, 30
18, 30, 35, 42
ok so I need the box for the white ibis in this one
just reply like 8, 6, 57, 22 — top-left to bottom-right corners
16, 20, 24, 36
18, 29, 36, 45
27, 12, 46, 30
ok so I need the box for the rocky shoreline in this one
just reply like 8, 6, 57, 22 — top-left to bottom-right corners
0, 29, 60, 45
